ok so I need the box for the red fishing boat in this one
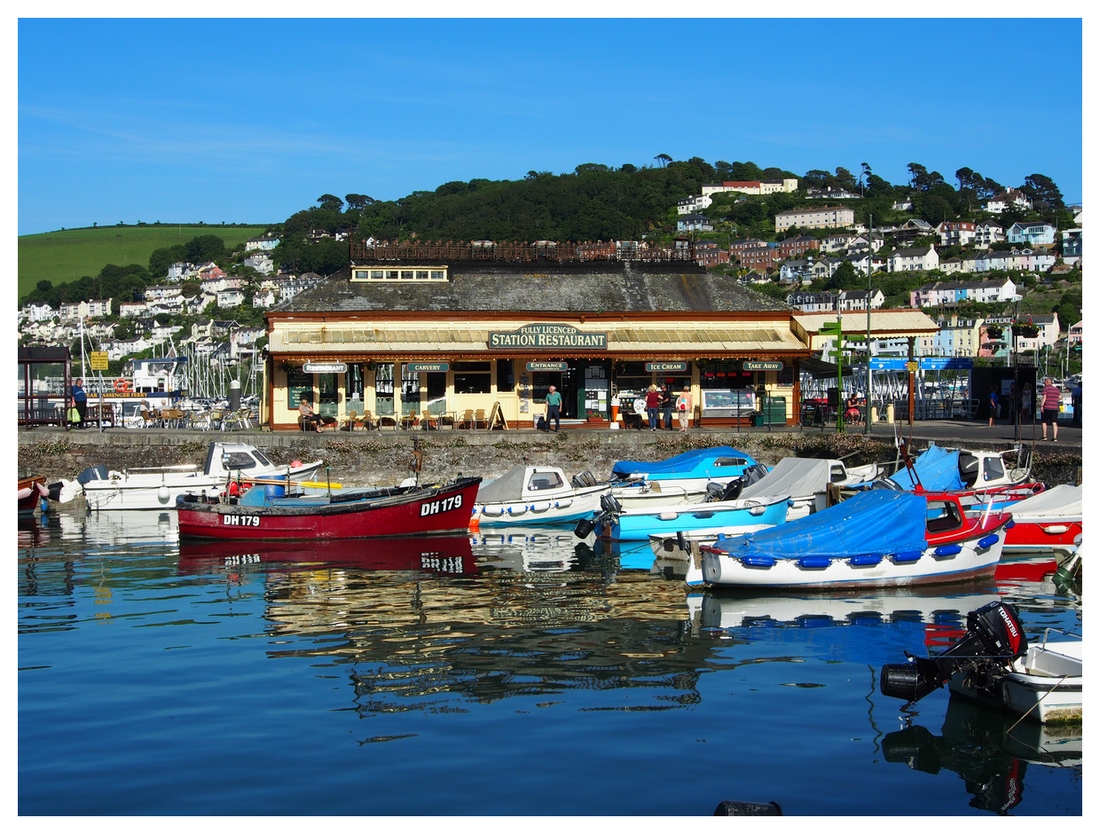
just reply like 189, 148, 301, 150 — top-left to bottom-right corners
176, 476, 482, 541
18, 475, 48, 515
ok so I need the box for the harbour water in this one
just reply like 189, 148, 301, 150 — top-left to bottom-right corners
18, 508, 1082, 816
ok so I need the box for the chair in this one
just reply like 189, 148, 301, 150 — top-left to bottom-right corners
400, 410, 419, 430
360, 410, 378, 431
140, 408, 155, 428
473, 408, 488, 429
421, 410, 439, 431
342, 410, 361, 431
459, 409, 475, 429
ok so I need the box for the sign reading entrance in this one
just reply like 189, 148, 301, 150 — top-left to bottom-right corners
743, 361, 784, 372
406, 362, 450, 373
489, 324, 607, 350
303, 362, 347, 374
645, 362, 688, 373
526, 361, 568, 372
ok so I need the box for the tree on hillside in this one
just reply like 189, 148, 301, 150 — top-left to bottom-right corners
1020, 173, 1065, 211
654, 153, 672, 168
317, 194, 344, 212
185, 235, 228, 265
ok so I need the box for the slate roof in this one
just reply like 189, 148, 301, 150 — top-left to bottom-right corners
275, 262, 792, 315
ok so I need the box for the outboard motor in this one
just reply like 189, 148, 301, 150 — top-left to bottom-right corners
720, 477, 744, 501
704, 482, 725, 502
574, 492, 625, 539
571, 470, 598, 489
880, 601, 1027, 705
742, 463, 768, 486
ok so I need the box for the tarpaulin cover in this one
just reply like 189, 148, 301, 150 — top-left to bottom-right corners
610, 446, 756, 481
710, 489, 928, 560
740, 458, 834, 501
1005, 483, 1082, 523
888, 444, 965, 491
476, 465, 537, 504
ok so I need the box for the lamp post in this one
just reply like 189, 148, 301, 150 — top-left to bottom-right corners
1012, 300, 1032, 443
864, 213, 873, 435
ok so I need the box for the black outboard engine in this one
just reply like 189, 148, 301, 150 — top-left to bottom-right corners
574, 492, 624, 539
741, 463, 769, 486
720, 477, 744, 501
879, 601, 1027, 705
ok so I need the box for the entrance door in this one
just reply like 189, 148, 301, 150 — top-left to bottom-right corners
317, 373, 339, 418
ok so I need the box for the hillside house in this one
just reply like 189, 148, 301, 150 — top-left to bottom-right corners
974, 221, 1005, 247
1007, 221, 1056, 246
888, 245, 939, 273
936, 221, 977, 248
983, 189, 1033, 214
775, 205, 855, 232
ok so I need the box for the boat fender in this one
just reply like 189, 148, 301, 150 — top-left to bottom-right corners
848, 553, 883, 567
796, 556, 831, 569
892, 550, 924, 563
574, 516, 598, 538
976, 534, 999, 550
1004, 519, 1015, 529
740, 555, 776, 568
157, 485, 171, 504
1041, 524, 1069, 535
932, 544, 961, 558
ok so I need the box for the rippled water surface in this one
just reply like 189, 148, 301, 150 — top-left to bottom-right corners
18, 509, 1082, 816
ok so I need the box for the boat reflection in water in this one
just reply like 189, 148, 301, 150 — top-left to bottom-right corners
177, 535, 478, 577
882, 698, 1082, 814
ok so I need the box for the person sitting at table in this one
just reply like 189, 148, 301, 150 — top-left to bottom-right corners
298, 396, 322, 432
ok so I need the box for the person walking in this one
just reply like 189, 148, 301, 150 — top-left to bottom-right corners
71, 378, 87, 428
675, 385, 693, 432
659, 384, 674, 430
1040, 377, 1061, 441
644, 384, 661, 431
988, 386, 999, 427
544, 384, 562, 432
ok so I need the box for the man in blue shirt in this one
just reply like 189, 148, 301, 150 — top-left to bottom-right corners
544, 385, 562, 432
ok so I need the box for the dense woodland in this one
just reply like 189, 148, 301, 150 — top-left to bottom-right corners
20, 156, 1080, 335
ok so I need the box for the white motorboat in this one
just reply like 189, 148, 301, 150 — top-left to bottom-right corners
948, 631, 1082, 724
52, 442, 325, 511
471, 465, 613, 526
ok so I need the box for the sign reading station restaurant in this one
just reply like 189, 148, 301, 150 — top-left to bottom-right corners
489, 324, 607, 351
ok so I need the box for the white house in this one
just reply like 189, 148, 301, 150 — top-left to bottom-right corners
837, 288, 885, 312
1007, 222, 1056, 246
973, 221, 1005, 247
888, 245, 939, 272
774, 205, 855, 232
983, 189, 1033, 214
245, 234, 280, 252
935, 221, 977, 248
216, 289, 246, 309
20, 302, 55, 323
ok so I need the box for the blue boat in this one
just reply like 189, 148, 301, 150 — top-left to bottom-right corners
609, 446, 765, 497
598, 490, 790, 542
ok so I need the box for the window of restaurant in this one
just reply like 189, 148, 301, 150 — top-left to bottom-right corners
453, 361, 492, 394
699, 360, 753, 390
375, 362, 395, 418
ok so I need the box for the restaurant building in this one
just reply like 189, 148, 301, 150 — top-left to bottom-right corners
263, 241, 816, 431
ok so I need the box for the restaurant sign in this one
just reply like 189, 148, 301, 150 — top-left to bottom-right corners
406, 362, 450, 373
526, 361, 568, 372
645, 362, 688, 373
303, 362, 347, 374
743, 361, 784, 372
489, 323, 607, 351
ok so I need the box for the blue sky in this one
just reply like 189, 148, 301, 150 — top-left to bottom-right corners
16, 14, 1084, 237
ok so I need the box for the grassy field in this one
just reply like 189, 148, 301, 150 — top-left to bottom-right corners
17, 224, 272, 299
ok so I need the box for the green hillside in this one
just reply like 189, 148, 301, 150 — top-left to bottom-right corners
17, 224, 272, 299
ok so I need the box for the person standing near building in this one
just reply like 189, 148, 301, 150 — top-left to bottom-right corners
675, 385, 693, 432
645, 384, 661, 431
659, 384, 674, 430
1072, 381, 1081, 428
1020, 383, 1033, 425
1041, 377, 1061, 441
988, 386, 999, 427
544, 385, 562, 432
71, 378, 87, 428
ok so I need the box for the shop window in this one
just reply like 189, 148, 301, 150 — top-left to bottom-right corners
453, 361, 491, 394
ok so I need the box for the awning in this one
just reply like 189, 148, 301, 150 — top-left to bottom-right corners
799, 357, 852, 379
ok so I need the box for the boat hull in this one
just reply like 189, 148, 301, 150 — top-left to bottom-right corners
18, 476, 48, 515
474, 484, 610, 526
177, 477, 481, 541
609, 496, 789, 541
948, 640, 1083, 723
